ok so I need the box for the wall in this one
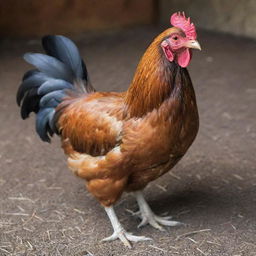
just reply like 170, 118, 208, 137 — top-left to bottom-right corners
160, 0, 256, 39
0, 0, 157, 37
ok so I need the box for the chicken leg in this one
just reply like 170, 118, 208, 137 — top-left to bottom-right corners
134, 191, 181, 231
102, 206, 151, 248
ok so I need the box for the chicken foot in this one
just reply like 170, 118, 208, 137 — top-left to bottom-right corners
134, 191, 182, 231
102, 206, 152, 248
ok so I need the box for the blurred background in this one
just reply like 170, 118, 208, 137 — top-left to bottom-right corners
0, 1, 256, 256
1, 0, 256, 38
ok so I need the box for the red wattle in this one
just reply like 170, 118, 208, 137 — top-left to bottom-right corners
177, 49, 191, 68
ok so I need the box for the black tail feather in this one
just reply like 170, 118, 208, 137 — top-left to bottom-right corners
37, 80, 73, 95
17, 71, 50, 106
36, 108, 55, 142
42, 35, 88, 82
22, 69, 39, 81
39, 90, 67, 108
17, 35, 94, 142
20, 89, 41, 119
24, 53, 73, 83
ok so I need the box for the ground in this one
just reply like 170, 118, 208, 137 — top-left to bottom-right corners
0, 26, 256, 256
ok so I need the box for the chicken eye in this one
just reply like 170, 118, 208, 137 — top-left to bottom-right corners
173, 36, 178, 41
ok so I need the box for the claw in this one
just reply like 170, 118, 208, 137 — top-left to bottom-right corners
137, 217, 148, 228
102, 232, 118, 242
155, 216, 182, 226
138, 215, 166, 231
159, 215, 173, 220
102, 230, 152, 248
126, 208, 141, 217
135, 191, 183, 230
104, 206, 152, 248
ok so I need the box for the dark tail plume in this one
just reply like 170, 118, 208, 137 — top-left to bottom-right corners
17, 35, 94, 142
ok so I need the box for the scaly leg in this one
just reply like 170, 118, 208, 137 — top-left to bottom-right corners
102, 206, 152, 248
134, 191, 182, 231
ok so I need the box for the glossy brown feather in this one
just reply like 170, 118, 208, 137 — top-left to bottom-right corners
57, 27, 199, 206
58, 92, 124, 156
124, 27, 183, 117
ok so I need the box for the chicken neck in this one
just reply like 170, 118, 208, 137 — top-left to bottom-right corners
124, 39, 191, 118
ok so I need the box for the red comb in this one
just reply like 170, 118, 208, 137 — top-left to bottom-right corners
170, 12, 197, 40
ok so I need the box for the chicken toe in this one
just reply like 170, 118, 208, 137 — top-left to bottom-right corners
103, 206, 152, 248
135, 191, 183, 230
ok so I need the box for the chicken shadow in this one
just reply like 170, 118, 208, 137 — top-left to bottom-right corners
143, 163, 256, 227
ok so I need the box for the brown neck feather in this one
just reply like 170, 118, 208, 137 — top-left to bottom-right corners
124, 33, 188, 118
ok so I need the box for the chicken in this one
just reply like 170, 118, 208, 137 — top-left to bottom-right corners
17, 12, 201, 248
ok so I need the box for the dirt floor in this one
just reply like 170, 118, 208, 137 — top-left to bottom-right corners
0, 26, 256, 256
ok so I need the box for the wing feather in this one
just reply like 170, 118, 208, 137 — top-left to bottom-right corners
57, 92, 124, 156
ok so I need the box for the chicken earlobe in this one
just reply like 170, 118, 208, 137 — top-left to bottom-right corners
102, 206, 152, 248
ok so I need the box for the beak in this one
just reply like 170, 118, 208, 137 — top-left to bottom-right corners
184, 40, 201, 51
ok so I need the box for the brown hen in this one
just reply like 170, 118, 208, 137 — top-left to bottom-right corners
17, 12, 201, 247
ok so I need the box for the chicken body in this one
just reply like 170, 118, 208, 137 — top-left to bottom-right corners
60, 66, 198, 207
17, 14, 200, 247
